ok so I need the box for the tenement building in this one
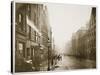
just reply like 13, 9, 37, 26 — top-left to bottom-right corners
72, 28, 87, 57
86, 7, 96, 60
71, 7, 96, 60
15, 3, 52, 72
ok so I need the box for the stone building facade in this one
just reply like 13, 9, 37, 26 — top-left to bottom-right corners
15, 3, 53, 72
86, 7, 96, 60
71, 7, 96, 60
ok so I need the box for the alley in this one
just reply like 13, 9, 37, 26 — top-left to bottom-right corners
54, 55, 96, 70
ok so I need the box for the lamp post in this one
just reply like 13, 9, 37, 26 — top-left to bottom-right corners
47, 38, 50, 71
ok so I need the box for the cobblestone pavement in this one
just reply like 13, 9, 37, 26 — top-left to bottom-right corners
54, 55, 96, 71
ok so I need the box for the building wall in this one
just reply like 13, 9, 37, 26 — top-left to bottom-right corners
15, 3, 27, 72
15, 3, 53, 71
86, 7, 96, 60
72, 29, 86, 57
71, 7, 96, 60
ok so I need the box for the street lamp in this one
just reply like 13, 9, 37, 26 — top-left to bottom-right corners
47, 38, 50, 71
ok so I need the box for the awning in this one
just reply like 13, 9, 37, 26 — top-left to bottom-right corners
26, 15, 42, 36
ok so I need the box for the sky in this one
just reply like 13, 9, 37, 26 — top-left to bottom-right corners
47, 3, 92, 53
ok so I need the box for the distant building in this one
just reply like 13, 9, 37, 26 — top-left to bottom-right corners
71, 7, 96, 60
72, 28, 87, 57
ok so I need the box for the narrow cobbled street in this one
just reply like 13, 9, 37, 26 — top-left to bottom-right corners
54, 55, 96, 71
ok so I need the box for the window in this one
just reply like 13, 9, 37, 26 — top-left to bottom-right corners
27, 48, 30, 56
27, 5, 30, 12
27, 5, 31, 17
19, 14, 22, 23
31, 29, 36, 42
18, 42, 23, 54
31, 48, 34, 57
18, 42, 25, 57
18, 13, 25, 31
27, 48, 31, 59
33, 48, 34, 56
27, 25, 31, 39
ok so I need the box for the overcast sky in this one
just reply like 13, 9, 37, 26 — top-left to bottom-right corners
47, 3, 92, 53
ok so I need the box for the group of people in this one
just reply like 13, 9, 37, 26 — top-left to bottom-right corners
52, 54, 62, 64
56, 55, 62, 61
